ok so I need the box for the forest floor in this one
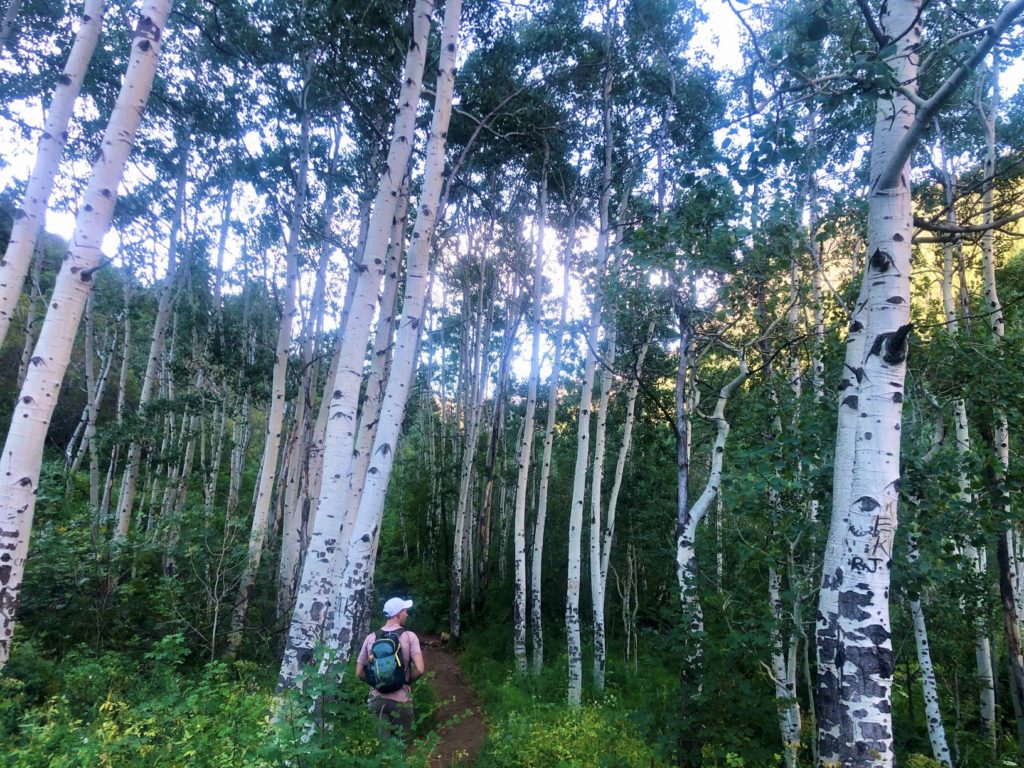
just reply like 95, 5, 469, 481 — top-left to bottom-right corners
422, 635, 487, 767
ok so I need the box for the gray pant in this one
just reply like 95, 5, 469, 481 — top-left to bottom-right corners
367, 697, 413, 741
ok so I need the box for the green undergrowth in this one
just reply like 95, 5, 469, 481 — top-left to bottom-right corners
459, 628, 676, 767
0, 634, 441, 767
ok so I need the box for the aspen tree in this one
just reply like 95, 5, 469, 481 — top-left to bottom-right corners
317, 0, 462, 665
976, 57, 1024, 749
115, 134, 191, 542
513, 169, 547, 673
0, 0, 104, 349
904, 409, 952, 767
226, 108, 310, 658
278, 0, 436, 688
451, 247, 492, 638
278, 146, 338, 618
567, 9, 615, 705
934, 124, 996, 744
531, 215, 572, 674
815, 3, 1024, 764
594, 319, 652, 693
0, 0, 173, 669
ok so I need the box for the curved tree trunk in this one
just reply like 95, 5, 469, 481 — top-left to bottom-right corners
0, 0, 173, 670
0, 0, 104, 348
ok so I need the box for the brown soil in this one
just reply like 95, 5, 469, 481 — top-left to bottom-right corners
421, 635, 487, 767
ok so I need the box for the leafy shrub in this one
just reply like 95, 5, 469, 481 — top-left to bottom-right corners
479, 703, 669, 767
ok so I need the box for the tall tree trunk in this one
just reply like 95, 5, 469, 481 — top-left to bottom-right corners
226, 108, 310, 658
0, 0, 104, 348
0, 0, 23, 54
277, 0, 438, 690
936, 123, 997, 746
589, 323, 615, 695
531, 214, 573, 674
277, 147, 337, 620
343, 172, 410, 547
115, 133, 190, 543
568, 14, 615, 706
0, 0, 172, 670
977, 56, 1024, 757
309, 0, 461, 671
814, 4, 1024, 763
451, 247, 492, 638
675, 331, 747, 766
513, 169, 546, 673
595, 321, 652, 693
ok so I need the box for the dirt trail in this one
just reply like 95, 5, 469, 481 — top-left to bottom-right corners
421, 636, 487, 767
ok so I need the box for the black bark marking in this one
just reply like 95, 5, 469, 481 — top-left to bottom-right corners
57, 74, 72, 86
842, 395, 859, 409
870, 248, 896, 273
892, 392, 903, 403
885, 295, 905, 304
854, 496, 880, 512
892, 232, 904, 242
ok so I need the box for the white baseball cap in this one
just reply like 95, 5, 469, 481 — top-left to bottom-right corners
383, 597, 414, 617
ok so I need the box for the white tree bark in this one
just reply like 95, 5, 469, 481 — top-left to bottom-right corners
315, 0, 461, 666
589, 323, 615, 694
513, 172, 546, 673
277, 148, 337, 619
226, 109, 309, 657
277, 0, 440, 690
115, 134, 190, 542
815, 4, 922, 763
530, 216, 571, 674
0, 0, 104, 349
451, 253, 491, 638
676, 352, 748, 633
0, 0, 172, 670
343, 172, 410, 545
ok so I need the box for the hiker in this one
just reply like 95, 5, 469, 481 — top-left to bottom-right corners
355, 596, 425, 741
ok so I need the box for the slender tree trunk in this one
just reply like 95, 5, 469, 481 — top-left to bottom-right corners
0, 0, 23, 54
277, 0, 439, 690
227, 108, 310, 658
568, 16, 615, 706
309, 0, 461, 672
589, 323, 615, 695
0, 0, 172, 669
0, 0, 104, 348
343, 172, 410, 543
531, 214, 573, 674
115, 133, 190, 543
936, 124, 997, 745
595, 322, 652, 694
451, 249, 492, 638
513, 170, 546, 673
675, 334, 747, 766
277, 150, 336, 620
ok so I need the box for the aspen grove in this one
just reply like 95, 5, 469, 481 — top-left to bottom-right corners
4, 0, 1024, 766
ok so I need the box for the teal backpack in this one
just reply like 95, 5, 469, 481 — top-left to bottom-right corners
366, 629, 407, 693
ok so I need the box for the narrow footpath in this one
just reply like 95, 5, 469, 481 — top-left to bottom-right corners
421, 636, 487, 767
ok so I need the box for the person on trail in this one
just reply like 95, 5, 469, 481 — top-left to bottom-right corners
355, 596, 425, 741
